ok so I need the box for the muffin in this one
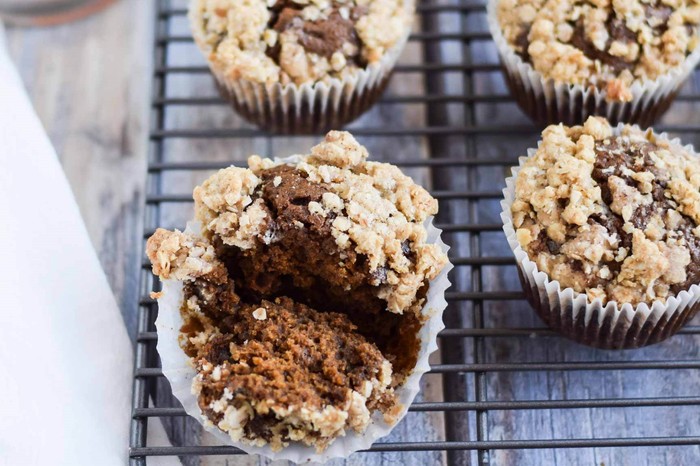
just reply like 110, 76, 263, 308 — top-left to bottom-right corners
502, 116, 700, 348
488, 0, 700, 126
189, 0, 415, 133
147, 131, 450, 461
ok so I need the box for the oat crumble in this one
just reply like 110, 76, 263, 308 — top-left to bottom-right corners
512, 116, 700, 305
497, 0, 700, 101
195, 130, 447, 315
189, 0, 414, 86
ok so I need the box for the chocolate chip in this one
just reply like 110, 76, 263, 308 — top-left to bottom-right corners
546, 239, 560, 254
298, 11, 358, 59
371, 266, 388, 284
401, 240, 417, 263
245, 413, 276, 441
569, 16, 635, 74
205, 336, 232, 365
266, 3, 362, 62
645, 4, 673, 30
631, 204, 654, 230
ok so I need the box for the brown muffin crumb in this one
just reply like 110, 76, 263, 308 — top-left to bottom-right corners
148, 229, 395, 451
193, 294, 394, 451
195, 130, 446, 316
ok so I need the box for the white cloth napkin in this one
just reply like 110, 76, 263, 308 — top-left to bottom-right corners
0, 25, 174, 466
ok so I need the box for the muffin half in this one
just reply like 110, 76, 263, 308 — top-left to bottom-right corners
147, 131, 450, 461
502, 117, 700, 348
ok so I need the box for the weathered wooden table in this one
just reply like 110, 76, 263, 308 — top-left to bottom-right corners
8, 1, 700, 465
6, 0, 152, 336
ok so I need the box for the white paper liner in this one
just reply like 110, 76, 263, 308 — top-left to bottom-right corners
155, 218, 452, 462
501, 124, 700, 349
190, 0, 415, 133
486, 0, 700, 127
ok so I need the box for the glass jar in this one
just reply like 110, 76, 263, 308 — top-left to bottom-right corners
0, 0, 116, 26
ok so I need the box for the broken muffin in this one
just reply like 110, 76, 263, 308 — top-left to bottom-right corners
147, 131, 449, 454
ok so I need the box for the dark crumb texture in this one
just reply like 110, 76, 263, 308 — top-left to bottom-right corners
148, 230, 395, 452
221, 165, 423, 376
192, 294, 394, 451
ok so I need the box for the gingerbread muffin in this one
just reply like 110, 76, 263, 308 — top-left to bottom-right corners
502, 117, 700, 348
189, 0, 415, 133
147, 131, 450, 460
488, 0, 700, 126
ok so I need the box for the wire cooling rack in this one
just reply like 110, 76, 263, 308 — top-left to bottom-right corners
130, 1, 700, 464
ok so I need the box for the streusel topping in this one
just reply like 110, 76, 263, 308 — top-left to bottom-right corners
195, 130, 446, 315
497, 0, 700, 101
190, 0, 413, 85
512, 116, 700, 305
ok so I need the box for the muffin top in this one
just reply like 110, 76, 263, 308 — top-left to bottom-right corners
190, 0, 413, 86
512, 117, 700, 305
194, 130, 446, 315
497, 0, 700, 101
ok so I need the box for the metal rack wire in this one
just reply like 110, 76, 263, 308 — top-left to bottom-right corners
130, 1, 700, 464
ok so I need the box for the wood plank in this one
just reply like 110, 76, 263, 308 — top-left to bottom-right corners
4, 0, 154, 339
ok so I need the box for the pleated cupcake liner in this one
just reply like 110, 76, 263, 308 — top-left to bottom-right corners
501, 125, 700, 349
486, 0, 700, 127
155, 217, 452, 462
190, 0, 415, 134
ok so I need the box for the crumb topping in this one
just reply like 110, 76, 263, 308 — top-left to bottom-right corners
146, 228, 227, 284
147, 229, 397, 452
512, 116, 700, 305
196, 130, 447, 315
497, 0, 700, 101
193, 167, 263, 250
189, 0, 413, 86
